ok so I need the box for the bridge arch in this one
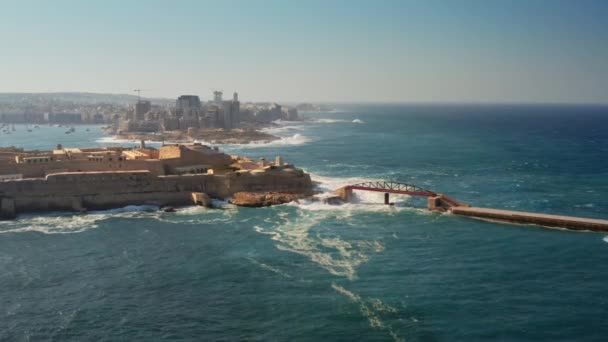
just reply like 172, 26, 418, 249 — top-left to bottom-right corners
335, 181, 437, 205
345, 181, 437, 197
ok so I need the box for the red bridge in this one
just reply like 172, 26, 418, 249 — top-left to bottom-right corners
335, 181, 439, 205
346, 181, 436, 197
333, 180, 608, 232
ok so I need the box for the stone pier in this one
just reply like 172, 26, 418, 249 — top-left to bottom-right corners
427, 194, 469, 211
450, 206, 608, 232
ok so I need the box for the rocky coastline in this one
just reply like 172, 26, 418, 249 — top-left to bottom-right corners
229, 192, 310, 207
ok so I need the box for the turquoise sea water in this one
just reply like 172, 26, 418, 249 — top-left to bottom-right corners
1, 104, 608, 341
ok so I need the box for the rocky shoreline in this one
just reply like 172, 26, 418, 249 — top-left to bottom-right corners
229, 192, 310, 207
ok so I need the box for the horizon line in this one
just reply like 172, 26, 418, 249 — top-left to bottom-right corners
1, 91, 608, 106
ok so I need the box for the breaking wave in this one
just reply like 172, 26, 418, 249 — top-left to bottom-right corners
260, 125, 304, 135
0, 205, 160, 235
239, 133, 311, 148
290, 173, 431, 215
0, 204, 240, 235
312, 118, 349, 123
352, 119, 364, 124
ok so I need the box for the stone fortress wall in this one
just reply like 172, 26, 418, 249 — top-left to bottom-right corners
0, 144, 312, 218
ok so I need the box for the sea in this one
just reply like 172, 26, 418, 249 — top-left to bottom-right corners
1, 104, 608, 341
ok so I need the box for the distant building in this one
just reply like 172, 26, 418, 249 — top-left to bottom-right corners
176, 95, 201, 111
135, 100, 151, 121
203, 105, 221, 128
221, 92, 240, 130
44, 112, 82, 124
176, 95, 202, 128
213, 91, 223, 104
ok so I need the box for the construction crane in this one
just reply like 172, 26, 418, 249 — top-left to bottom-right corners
133, 89, 150, 102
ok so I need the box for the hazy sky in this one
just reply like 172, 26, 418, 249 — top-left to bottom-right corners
1, 0, 607, 103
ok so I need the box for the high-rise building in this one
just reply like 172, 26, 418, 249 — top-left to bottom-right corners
135, 100, 151, 121
221, 92, 240, 130
213, 91, 223, 104
176, 95, 202, 128
176, 95, 201, 113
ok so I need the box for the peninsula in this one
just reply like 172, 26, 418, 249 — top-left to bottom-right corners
108, 92, 302, 144
0, 91, 309, 145
0, 142, 313, 219
111, 128, 281, 145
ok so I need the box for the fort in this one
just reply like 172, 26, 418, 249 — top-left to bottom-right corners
0, 142, 312, 219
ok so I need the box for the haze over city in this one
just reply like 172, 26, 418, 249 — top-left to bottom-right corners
2, 0, 608, 103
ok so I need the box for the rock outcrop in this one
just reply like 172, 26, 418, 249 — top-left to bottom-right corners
229, 192, 307, 207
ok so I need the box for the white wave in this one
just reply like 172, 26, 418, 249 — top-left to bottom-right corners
331, 283, 403, 341
0, 205, 161, 235
352, 119, 364, 124
260, 125, 303, 135
192, 133, 311, 149
0, 204, 235, 235
247, 257, 292, 279
253, 209, 383, 280
603, 236, 608, 244
313, 118, 349, 123
331, 283, 361, 301
238, 133, 311, 148
155, 204, 238, 225
289, 173, 429, 215
0, 215, 102, 235
96, 136, 164, 145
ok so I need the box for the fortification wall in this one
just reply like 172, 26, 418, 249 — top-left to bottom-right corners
0, 159, 165, 178
225, 169, 313, 195
0, 167, 312, 218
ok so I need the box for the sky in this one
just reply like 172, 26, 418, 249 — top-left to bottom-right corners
1, 0, 607, 103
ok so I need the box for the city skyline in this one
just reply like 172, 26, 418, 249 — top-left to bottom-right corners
2, 0, 608, 103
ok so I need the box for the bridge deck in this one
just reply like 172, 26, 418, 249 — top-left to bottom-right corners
451, 206, 608, 231
346, 186, 436, 197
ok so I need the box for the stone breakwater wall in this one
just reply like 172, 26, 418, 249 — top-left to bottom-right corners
450, 206, 608, 232
0, 169, 312, 218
